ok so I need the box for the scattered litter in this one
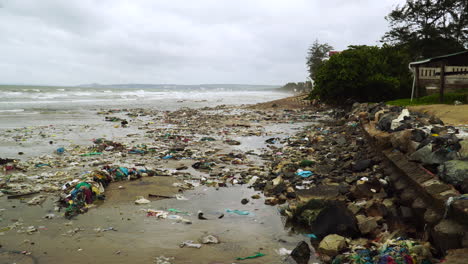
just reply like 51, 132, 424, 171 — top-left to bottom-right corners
135, 196, 150, 204
236, 252, 265, 260
179, 240, 202, 249
226, 209, 250, 215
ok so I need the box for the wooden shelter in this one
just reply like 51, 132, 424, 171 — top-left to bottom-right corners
409, 50, 468, 102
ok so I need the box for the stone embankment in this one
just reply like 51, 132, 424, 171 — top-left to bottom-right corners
264, 101, 467, 263
357, 102, 468, 261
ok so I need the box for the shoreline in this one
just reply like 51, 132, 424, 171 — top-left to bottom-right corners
0, 94, 466, 263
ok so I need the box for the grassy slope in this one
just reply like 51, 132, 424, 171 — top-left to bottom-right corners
386, 92, 467, 106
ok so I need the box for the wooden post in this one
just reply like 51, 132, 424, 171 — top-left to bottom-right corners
439, 62, 445, 103
415, 66, 420, 98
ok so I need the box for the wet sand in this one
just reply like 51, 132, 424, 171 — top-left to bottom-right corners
0, 99, 320, 264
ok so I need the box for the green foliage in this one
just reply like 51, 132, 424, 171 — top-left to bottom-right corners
279, 82, 310, 92
387, 92, 468, 106
306, 40, 334, 80
310, 45, 413, 104
382, 0, 468, 59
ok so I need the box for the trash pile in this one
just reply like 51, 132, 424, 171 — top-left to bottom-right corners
352, 102, 467, 193
58, 166, 152, 218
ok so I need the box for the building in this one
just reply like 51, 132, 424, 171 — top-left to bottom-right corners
409, 50, 468, 101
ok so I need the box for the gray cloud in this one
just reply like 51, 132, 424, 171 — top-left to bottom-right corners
0, 0, 405, 85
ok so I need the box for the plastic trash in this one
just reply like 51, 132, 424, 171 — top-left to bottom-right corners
35, 163, 50, 168
168, 208, 189, 215
162, 155, 173, 160
236, 252, 265, 260
296, 170, 313, 178
201, 235, 219, 244
79, 152, 102, 156
305, 233, 317, 239
135, 196, 150, 204
179, 240, 201, 249
276, 248, 292, 256
56, 147, 65, 154
226, 209, 250, 215
175, 194, 188, 200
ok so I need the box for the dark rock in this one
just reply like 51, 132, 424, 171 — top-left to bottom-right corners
438, 160, 468, 186
429, 115, 444, 125
241, 198, 249, 205
309, 203, 360, 239
353, 159, 372, 172
290, 241, 311, 264
432, 219, 466, 254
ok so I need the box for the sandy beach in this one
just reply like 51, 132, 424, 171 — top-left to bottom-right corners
0, 93, 319, 264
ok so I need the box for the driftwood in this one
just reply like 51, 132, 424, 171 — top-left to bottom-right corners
7, 191, 40, 199
148, 194, 173, 199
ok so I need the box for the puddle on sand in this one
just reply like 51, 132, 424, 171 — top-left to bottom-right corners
0, 176, 318, 264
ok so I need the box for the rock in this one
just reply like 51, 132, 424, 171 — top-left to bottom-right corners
349, 183, 375, 199
309, 203, 360, 239
356, 215, 379, 235
352, 159, 372, 172
432, 219, 466, 253
251, 194, 261, 199
438, 160, 468, 186
290, 241, 310, 264
459, 140, 468, 159
399, 206, 413, 219
318, 234, 348, 257
409, 143, 455, 165
335, 136, 347, 146
390, 130, 413, 153
27, 195, 47, 205
264, 197, 279, 205
201, 235, 219, 244
241, 198, 249, 205
444, 248, 468, 264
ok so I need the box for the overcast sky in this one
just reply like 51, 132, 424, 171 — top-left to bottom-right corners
0, 0, 405, 86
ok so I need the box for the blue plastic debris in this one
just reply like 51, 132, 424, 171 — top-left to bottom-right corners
296, 171, 313, 178
162, 155, 173, 160
305, 233, 317, 239
56, 147, 65, 154
226, 209, 250, 215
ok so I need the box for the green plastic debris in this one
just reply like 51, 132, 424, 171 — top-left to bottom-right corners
35, 163, 50, 168
226, 209, 250, 215
236, 252, 265, 260
79, 152, 102, 156
299, 159, 315, 167
168, 208, 189, 215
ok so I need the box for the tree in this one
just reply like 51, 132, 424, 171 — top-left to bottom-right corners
382, 0, 468, 59
310, 45, 413, 104
306, 40, 333, 80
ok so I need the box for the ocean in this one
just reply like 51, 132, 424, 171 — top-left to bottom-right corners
0, 85, 291, 128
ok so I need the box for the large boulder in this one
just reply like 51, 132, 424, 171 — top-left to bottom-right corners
409, 144, 457, 165
438, 160, 468, 186
432, 219, 466, 254
318, 234, 348, 257
290, 241, 311, 264
309, 203, 360, 239
356, 215, 379, 235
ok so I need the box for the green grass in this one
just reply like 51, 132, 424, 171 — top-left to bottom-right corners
386, 92, 468, 106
